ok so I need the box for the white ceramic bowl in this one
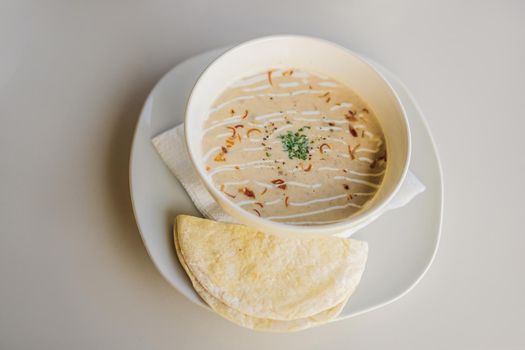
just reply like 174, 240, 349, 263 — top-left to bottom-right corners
185, 35, 411, 236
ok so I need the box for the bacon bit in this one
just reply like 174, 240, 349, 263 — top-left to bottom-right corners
345, 110, 358, 122
370, 160, 377, 169
206, 166, 211, 171
343, 184, 350, 190
348, 143, 360, 160
225, 138, 235, 148
260, 188, 268, 195
285, 196, 289, 207
234, 166, 240, 170
239, 187, 255, 198
378, 150, 387, 162
325, 97, 331, 103
319, 143, 332, 154
214, 153, 226, 162
362, 108, 369, 113
220, 184, 236, 198
241, 110, 248, 119
267, 70, 274, 86
343, 169, 348, 173
349, 125, 358, 137
247, 128, 262, 137
230, 109, 235, 116
361, 130, 365, 138
348, 193, 353, 200
226, 126, 236, 137
328, 122, 335, 126
304, 164, 312, 172
253, 209, 261, 217
319, 92, 330, 98
221, 146, 228, 154
254, 202, 264, 208
271, 179, 287, 190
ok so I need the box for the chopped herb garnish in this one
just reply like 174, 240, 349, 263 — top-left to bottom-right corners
266, 152, 271, 157
278, 130, 310, 160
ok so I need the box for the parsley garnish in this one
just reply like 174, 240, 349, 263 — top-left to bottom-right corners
279, 130, 310, 160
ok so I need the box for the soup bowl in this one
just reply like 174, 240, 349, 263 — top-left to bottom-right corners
185, 35, 411, 236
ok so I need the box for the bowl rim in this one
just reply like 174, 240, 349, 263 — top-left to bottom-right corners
185, 34, 411, 235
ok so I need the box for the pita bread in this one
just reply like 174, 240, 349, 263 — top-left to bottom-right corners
175, 215, 368, 321
174, 231, 350, 331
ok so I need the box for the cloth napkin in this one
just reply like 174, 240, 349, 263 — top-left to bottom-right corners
152, 124, 425, 225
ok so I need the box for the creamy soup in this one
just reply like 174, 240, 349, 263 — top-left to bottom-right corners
201, 69, 387, 225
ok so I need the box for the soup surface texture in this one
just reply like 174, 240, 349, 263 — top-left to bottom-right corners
201, 69, 387, 225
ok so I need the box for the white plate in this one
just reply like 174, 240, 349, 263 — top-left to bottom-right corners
129, 47, 443, 321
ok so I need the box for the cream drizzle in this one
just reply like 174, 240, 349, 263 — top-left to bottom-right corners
222, 180, 250, 186
242, 84, 271, 92
237, 198, 282, 206
279, 82, 300, 88
209, 96, 255, 113
350, 169, 385, 177
319, 81, 338, 87
273, 124, 293, 134
333, 176, 380, 189
316, 167, 385, 177
215, 132, 232, 138
289, 193, 347, 206
208, 88, 326, 114
301, 110, 321, 115
323, 138, 378, 153
356, 147, 380, 153
317, 166, 341, 171
285, 181, 322, 189
266, 201, 362, 220
203, 116, 242, 135
211, 115, 243, 125
208, 160, 275, 176
247, 117, 285, 127
243, 146, 265, 151
291, 89, 324, 96
357, 157, 374, 164
330, 102, 353, 111
254, 110, 296, 121
230, 71, 282, 88
202, 146, 220, 161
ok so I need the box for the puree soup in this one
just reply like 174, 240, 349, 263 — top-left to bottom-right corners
201, 69, 387, 225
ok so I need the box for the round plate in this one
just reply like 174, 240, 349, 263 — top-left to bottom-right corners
129, 47, 443, 320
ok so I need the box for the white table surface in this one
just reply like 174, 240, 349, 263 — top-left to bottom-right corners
1, 1, 524, 349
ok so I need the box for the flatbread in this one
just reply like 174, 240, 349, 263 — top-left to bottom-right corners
174, 231, 350, 332
175, 215, 368, 321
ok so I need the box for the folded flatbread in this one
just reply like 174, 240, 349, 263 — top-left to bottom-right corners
175, 215, 368, 329
175, 230, 351, 331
